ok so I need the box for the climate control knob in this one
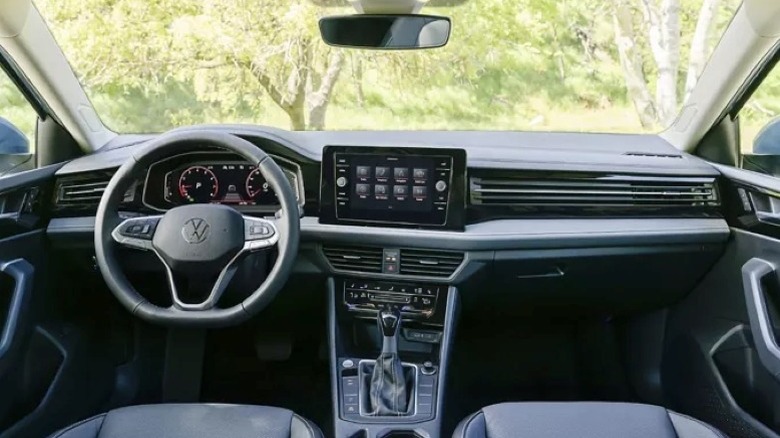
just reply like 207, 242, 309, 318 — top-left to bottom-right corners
435, 180, 447, 192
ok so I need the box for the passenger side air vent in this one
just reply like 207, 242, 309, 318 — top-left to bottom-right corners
399, 249, 464, 278
323, 245, 383, 273
470, 172, 719, 209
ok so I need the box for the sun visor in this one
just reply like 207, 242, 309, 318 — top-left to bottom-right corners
0, 0, 32, 38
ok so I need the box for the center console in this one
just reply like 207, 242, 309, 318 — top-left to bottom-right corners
322, 146, 464, 438
328, 277, 457, 438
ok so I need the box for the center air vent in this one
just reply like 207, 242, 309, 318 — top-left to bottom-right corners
323, 245, 383, 273
399, 249, 464, 278
470, 173, 718, 208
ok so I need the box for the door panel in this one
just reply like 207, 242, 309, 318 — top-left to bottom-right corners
0, 167, 57, 436
662, 165, 780, 438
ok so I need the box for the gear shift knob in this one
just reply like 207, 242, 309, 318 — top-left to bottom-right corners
379, 307, 401, 338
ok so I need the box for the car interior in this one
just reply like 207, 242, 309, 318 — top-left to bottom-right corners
4, 0, 780, 437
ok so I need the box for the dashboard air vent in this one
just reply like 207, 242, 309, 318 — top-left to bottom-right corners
56, 172, 113, 206
470, 173, 719, 208
323, 245, 383, 273
399, 249, 464, 278
624, 152, 683, 159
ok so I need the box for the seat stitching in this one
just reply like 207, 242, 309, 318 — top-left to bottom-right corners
458, 411, 484, 438
377, 355, 385, 416
392, 354, 398, 416
95, 411, 107, 438
292, 413, 317, 438
667, 410, 729, 438
49, 414, 107, 438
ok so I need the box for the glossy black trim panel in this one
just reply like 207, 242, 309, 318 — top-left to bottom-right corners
320, 146, 466, 230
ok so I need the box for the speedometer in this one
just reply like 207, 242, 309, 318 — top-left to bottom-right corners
245, 168, 277, 204
178, 166, 218, 203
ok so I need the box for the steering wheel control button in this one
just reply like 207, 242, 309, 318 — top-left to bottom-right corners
244, 218, 277, 245
249, 225, 273, 237
119, 217, 160, 240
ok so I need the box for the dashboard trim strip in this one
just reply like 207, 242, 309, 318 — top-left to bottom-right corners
48, 216, 730, 251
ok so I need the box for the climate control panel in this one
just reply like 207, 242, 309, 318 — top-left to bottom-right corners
343, 279, 441, 318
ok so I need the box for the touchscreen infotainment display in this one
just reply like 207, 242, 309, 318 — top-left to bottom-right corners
320, 146, 466, 229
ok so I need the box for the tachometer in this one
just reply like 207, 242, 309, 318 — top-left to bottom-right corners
178, 166, 218, 203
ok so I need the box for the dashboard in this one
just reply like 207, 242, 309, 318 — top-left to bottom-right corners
41, 127, 732, 322
49, 128, 729, 252
141, 151, 304, 213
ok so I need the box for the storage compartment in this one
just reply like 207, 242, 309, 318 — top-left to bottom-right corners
378, 431, 425, 438
0, 272, 13, 330
714, 343, 780, 433
0, 328, 64, 430
482, 243, 723, 316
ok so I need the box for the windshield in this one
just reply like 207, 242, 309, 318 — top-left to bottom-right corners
37, 0, 740, 133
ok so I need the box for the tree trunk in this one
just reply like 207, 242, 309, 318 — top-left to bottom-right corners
612, 1, 658, 128
307, 51, 345, 130
656, 0, 681, 125
288, 104, 306, 131
638, 0, 681, 125
354, 57, 365, 108
684, 0, 720, 100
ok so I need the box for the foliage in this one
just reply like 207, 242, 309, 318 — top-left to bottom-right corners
0, 0, 744, 136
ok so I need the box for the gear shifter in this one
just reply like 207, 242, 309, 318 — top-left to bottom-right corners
369, 306, 409, 415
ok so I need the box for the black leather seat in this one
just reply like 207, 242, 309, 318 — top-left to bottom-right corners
454, 402, 727, 438
48, 404, 323, 438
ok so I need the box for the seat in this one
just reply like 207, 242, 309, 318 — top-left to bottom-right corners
453, 402, 727, 438
48, 404, 323, 438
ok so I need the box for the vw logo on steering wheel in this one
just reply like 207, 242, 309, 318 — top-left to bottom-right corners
181, 218, 210, 244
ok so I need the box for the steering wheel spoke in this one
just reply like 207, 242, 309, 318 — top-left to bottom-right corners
111, 215, 163, 250
157, 252, 244, 311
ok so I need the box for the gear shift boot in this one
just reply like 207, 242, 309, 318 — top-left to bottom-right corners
366, 307, 413, 416
360, 360, 415, 416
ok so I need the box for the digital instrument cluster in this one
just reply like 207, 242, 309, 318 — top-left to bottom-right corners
143, 152, 302, 212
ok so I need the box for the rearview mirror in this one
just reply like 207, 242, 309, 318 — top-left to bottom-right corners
319, 15, 451, 50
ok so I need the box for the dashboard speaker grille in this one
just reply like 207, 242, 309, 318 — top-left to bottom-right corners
322, 245, 383, 273
470, 173, 719, 208
399, 249, 464, 277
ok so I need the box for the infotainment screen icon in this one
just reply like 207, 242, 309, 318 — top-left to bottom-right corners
319, 146, 467, 230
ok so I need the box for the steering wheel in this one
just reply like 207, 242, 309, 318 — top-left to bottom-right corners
94, 130, 300, 327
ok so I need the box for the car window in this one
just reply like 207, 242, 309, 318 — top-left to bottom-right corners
739, 64, 780, 176
0, 66, 36, 175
